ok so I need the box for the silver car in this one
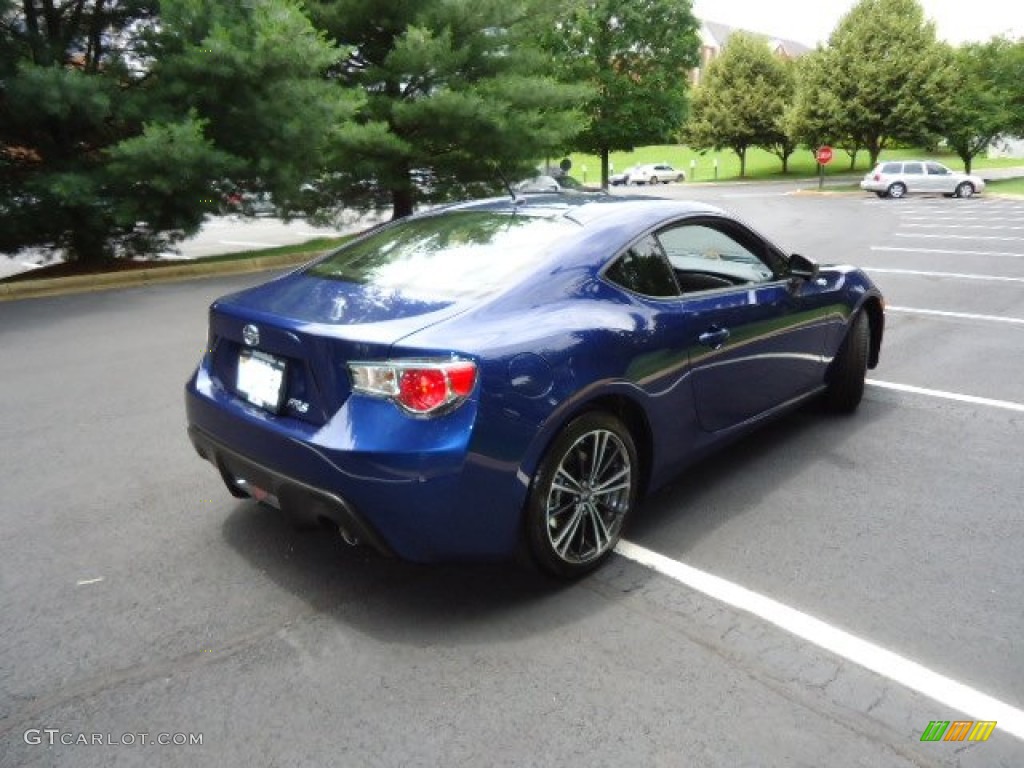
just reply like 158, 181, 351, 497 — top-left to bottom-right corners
609, 165, 638, 186
629, 163, 686, 185
860, 160, 985, 199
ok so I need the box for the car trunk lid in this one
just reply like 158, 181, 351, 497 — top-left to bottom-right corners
205, 273, 467, 425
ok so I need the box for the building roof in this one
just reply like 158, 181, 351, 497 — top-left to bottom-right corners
701, 20, 813, 57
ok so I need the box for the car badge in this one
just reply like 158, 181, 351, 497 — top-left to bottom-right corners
242, 324, 260, 347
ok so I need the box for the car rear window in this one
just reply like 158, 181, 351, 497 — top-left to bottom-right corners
881, 163, 902, 173
306, 210, 578, 301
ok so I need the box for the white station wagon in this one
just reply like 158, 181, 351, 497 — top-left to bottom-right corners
629, 163, 686, 185
860, 160, 985, 199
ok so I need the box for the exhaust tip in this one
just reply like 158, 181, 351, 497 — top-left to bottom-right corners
338, 525, 360, 547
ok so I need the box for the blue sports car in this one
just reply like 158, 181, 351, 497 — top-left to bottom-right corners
185, 194, 884, 578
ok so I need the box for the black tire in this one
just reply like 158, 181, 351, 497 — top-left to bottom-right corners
887, 182, 906, 199
524, 412, 638, 579
955, 182, 975, 199
825, 311, 870, 413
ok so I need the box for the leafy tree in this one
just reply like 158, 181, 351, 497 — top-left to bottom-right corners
144, 0, 363, 216
792, 48, 863, 169
818, 0, 956, 168
943, 38, 1018, 173
539, 0, 699, 187
685, 32, 793, 177
1004, 39, 1024, 136
304, 0, 590, 219
0, 0, 356, 264
762, 59, 799, 172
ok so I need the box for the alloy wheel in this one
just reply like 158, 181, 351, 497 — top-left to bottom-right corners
544, 428, 633, 565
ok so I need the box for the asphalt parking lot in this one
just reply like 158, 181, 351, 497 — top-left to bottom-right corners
1, 186, 1022, 767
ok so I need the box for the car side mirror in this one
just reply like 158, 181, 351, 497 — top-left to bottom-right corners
788, 252, 819, 281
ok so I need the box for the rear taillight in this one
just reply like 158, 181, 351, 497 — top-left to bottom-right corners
874, 173, 881, 181
349, 359, 477, 415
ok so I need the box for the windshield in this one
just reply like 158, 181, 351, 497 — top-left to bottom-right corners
306, 210, 578, 301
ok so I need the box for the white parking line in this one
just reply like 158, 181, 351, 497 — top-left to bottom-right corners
896, 233, 1024, 241
901, 215, 1024, 222
866, 268, 1024, 283
615, 540, 1024, 741
897, 233, 1024, 241
720, 192, 790, 199
902, 223, 1024, 230
872, 246, 1024, 258
867, 379, 1024, 413
887, 306, 1024, 325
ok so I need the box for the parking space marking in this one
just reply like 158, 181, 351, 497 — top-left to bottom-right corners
895, 233, 1024, 242
887, 306, 1024, 325
615, 540, 1024, 741
866, 380, 1024, 413
720, 192, 791, 199
901, 214, 1024, 222
902, 223, 1024, 230
866, 268, 1024, 283
872, 246, 1024, 258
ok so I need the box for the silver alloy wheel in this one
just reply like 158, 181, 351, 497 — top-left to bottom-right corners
956, 182, 974, 198
888, 182, 906, 199
544, 429, 633, 565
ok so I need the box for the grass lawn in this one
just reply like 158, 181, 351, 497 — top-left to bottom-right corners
189, 235, 351, 263
987, 177, 1024, 195
564, 145, 1024, 185
0, 235, 353, 284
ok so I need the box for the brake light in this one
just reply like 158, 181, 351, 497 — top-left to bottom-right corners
349, 359, 477, 415
874, 173, 881, 181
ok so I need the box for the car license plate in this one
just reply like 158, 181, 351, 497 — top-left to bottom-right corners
236, 349, 286, 412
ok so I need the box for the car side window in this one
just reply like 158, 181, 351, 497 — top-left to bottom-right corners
656, 222, 777, 291
904, 163, 924, 175
881, 163, 901, 173
926, 163, 949, 175
604, 235, 680, 298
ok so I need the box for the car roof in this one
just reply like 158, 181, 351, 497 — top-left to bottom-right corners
399, 195, 731, 296
429, 194, 722, 230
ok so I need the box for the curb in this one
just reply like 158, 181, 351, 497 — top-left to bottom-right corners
0, 251, 321, 302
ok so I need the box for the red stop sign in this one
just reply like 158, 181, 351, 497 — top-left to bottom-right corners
816, 146, 834, 165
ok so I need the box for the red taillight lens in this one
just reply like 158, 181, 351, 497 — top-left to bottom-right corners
399, 369, 448, 412
874, 173, 881, 181
350, 359, 477, 415
446, 362, 477, 397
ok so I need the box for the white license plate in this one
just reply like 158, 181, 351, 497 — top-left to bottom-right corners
236, 350, 286, 412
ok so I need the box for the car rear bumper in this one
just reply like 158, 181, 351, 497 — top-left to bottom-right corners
185, 368, 525, 563
188, 424, 396, 556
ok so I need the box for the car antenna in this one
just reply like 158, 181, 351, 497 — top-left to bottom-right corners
492, 163, 519, 203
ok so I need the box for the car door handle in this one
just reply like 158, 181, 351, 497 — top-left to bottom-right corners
698, 326, 731, 349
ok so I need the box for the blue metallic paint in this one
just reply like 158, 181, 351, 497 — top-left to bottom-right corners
185, 195, 883, 563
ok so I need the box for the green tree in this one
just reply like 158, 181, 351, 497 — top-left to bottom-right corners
1004, 39, 1024, 135
762, 58, 799, 172
792, 48, 864, 169
685, 32, 793, 177
820, 0, 955, 168
304, 0, 589, 219
0, 0, 355, 264
540, 0, 699, 187
943, 39, 1017, 173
